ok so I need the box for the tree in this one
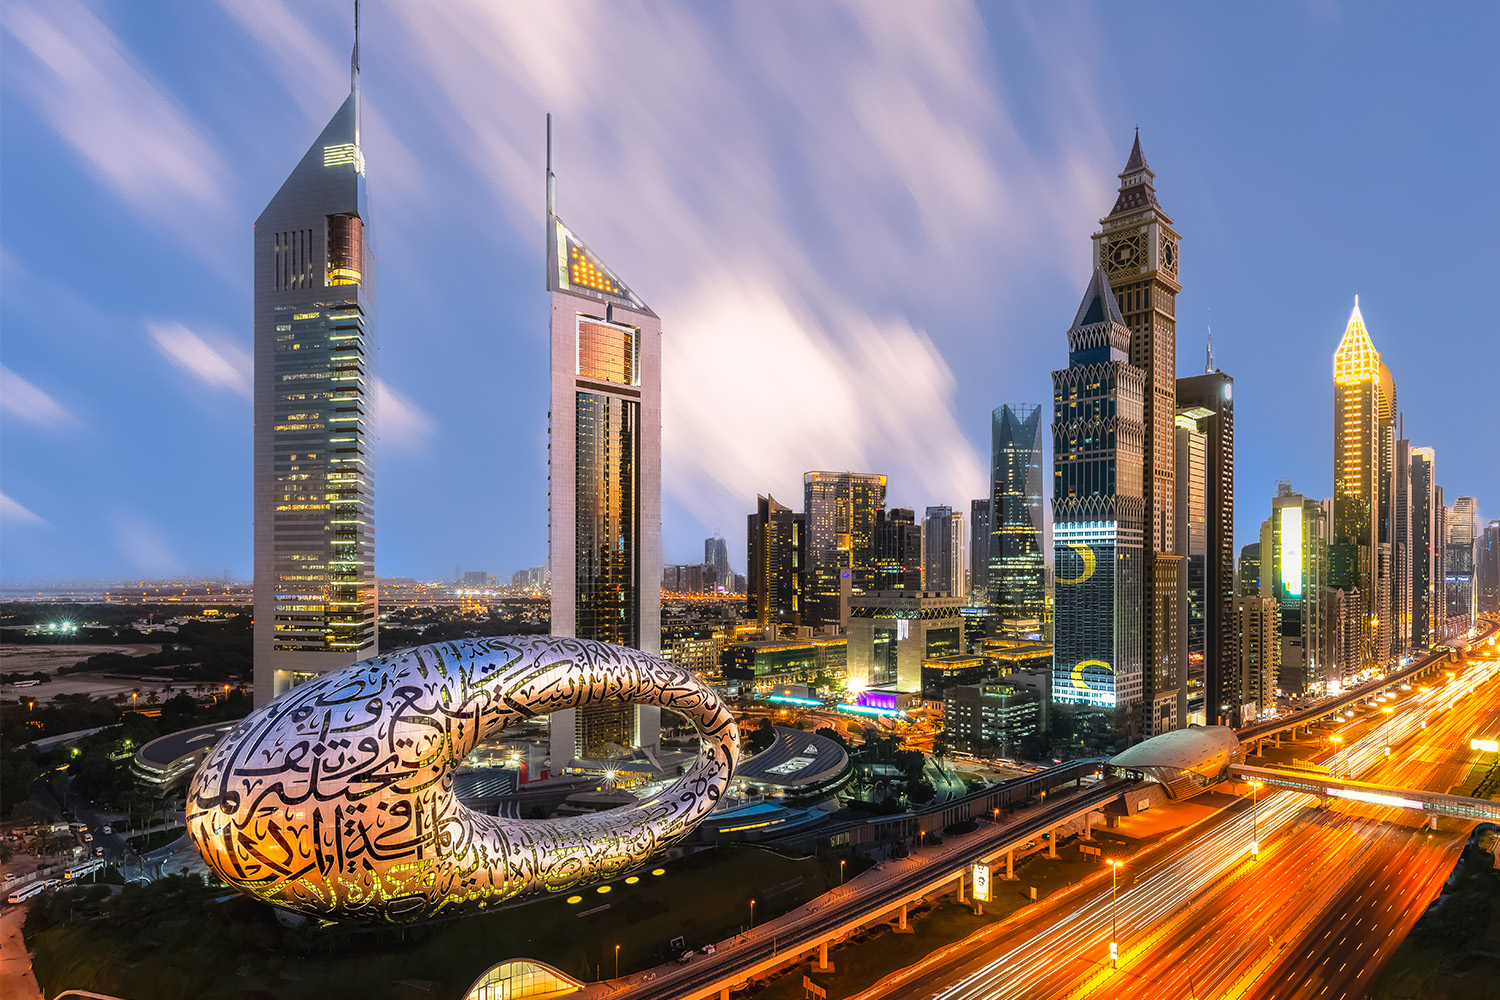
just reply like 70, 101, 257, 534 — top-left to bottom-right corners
814, 726, 848, 749
906, 779, 936, 806
746, 718, 776, 754
931, 736, 949, 760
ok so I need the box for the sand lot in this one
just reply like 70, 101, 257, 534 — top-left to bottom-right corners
0, 644, 182, 703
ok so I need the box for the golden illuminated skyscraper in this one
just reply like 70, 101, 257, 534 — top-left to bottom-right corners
253, 10, 376, 704
1092, 132, 1184, 738
1331, 297, 1397, 666
544, 117, 662, 763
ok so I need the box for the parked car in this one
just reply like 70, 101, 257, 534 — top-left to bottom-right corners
675, 951, 695, 965
100, 825, 113, 835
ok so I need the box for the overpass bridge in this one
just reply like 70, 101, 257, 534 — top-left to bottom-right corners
1231, 762, 1500, 829
1236, 616, 1500, 747
583, 775, 1140, 1000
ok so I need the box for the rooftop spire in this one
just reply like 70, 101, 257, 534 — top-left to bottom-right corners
546, 112, 555, 219
1206, 309, 1214, 374
1124, 127, 1147, 173
1334, 295, 1380, 385
351, 1, 361, 144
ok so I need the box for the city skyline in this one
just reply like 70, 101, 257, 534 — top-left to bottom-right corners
3, 2, 1498, 584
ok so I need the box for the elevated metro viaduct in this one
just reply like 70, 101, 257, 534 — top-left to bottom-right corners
1230, 762, 1500, 830
1236, 615, 1500, 750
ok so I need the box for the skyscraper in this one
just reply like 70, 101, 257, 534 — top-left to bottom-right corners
1261, 483, 1331, 696
875, 508, 924, 592
1410, 447, 1440, 648
922, 506, 965, 597
990, 404, 1047, 641
1235, 595, 1280, 721
1093, 133, 1184, 737
803, 472, 887, 626
545, 117, 661, 763
1177, 347, 1235, 725
1331, 298, 1397, 667
253, 12, 376, 705
1174, 402, 1207, 725
747, 495, 803, 632
1051, 267, 1146, 735
705, 535, 731, 592
1238, 543, 1261, 597
1446, 497, 1481, 636
969, 498, 992, 606
1478, 520, 1500, 616
1391, 436, 1413, 656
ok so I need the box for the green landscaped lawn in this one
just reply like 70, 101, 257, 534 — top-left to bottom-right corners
28, 846, 863, 1000
749, 842, 1110, 1000
125, 826, 186, 853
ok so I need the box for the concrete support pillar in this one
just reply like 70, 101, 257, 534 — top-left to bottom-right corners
1429, 814, 1439, 832
1275, 732, 1282, 748
1004, 848, 1015, 880
720, 989, 730, 1000
1083, 811, 1094, 841
818, 941, 831, 971
1047, 828, 1058, 859
956, 871, 965, 903
897, 903, 908, 931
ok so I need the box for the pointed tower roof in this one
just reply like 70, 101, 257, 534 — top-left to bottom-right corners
1067, 267, 1131, 362
1108, 129, 1162, 217
1124, 128, 1147, 173
1333, 296, 1381, 385
1205, 313, 1215, 374
544, 116, 655, 316
1071, 266, 1127, 330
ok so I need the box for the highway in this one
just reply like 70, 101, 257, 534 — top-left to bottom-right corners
857, 645, 1500, 1000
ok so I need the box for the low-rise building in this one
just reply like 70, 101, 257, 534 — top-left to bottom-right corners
721, 637, 847, 693
942, 683, 1043, 754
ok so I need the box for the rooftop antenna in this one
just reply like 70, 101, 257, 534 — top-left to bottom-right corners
546, 113, 555, 218
1206, 308, 1214, 374
351, 0, 361, 144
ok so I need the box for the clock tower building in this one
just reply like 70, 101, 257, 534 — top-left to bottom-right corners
1093, 132, 1186, 738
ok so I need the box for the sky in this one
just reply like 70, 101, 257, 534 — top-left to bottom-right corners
1, 1, 1496, 584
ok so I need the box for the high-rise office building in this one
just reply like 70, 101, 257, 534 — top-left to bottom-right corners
545, 118, 661, 763
1235, 594, 1280, 721
922, 506, 965, 597
1176, 347, 1235, 725
1093, 133, 1184, 737
1051, 267, 1146, 735
1331, 298, 1397, 667
1260, 484, 1331, 696
1478, 520, 1500, 616
1446, 497, 1481, 636
874, 508, 924, 592
803, 472, 887, 626
1238, 543, 1261, 597
705, 535, 732, 592
1410, 447, 1441, 648
747, 495, 804, 633
253, 14, 377, 705
969, 498, 992, 606
1174, 402, 1208, 725
1391, 436, 1413, 656
990, 404, 1047, 641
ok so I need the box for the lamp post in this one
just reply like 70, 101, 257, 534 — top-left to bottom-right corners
1108, 860, 1123, 968
615, 944, 620, 979
1329, 735, 1343, 777
1381, 706, 1394, 757
839, 859, 846, 886
749, 898, 756, 929
1249, 780, 1263, 858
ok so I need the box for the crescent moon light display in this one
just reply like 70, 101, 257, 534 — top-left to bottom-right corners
186, 636, 739, 922
1057, 543, 1096, 585
1071, 659, 1115, 691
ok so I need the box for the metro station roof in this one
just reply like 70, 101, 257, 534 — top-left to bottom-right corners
1108, 725, 1243, 799
736, 726, 849, 789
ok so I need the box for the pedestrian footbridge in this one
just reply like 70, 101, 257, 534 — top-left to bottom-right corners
1230, 762, 1500, 827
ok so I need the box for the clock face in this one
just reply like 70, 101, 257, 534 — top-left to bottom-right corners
1159, 233, 1178, 276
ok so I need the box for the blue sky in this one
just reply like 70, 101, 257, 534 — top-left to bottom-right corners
2, 1, 1495, 583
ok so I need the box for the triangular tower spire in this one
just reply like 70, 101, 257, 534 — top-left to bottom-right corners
1124, 127, 1146, 173
543, 116, 654, 316
1334, 295, 1380, 385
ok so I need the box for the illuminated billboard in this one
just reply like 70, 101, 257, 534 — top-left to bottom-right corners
1280, 505, 1302, 599
972, 863, 991, 902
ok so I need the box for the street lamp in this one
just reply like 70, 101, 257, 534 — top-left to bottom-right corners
839, 859, 846, 886
1107, 860, 1124, 968
1381, 706, 1394, 756
1249, 781, 1263, 858
1329, 735, 1344, 777
615, 944, 620, 979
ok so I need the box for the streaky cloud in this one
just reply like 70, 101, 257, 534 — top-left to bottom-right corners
0, 365, 78, 429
